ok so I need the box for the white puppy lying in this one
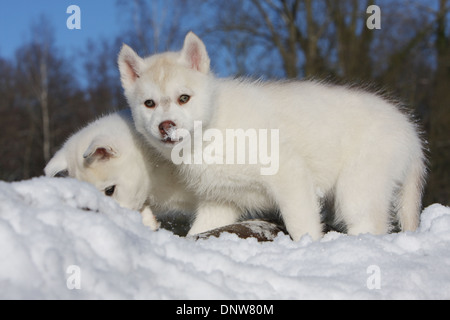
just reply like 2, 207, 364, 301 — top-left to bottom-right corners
44, 110, 196, 230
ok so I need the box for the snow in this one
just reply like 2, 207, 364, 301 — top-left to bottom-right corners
163, 125, 180, 142
0, 177, 449, 299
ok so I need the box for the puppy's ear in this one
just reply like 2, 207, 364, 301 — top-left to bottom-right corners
179, 32, 210, 74
44, 149, 69, 178
83, 135, 120, 166
118, 44, 144, 92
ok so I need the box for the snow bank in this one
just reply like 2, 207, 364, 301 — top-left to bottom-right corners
0, 177, 449, 299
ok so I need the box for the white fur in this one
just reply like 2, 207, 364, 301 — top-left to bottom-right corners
44, 110, 196, 230
118, 32, 426, 241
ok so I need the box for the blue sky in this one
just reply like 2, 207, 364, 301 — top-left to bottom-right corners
0, 0, 121, 59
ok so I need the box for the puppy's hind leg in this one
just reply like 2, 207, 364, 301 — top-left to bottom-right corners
335, 162, 394, 236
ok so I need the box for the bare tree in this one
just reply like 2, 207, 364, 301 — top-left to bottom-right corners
117, 0, 197, 55
15, 17, 54, 163
325, 0, 375, 80
82, 38, 125, 116
427, 0, 450, 204
0, 57, 24, 181
209, 0, 303, 78
208, 0, 342, 78
13, 16, 81, 179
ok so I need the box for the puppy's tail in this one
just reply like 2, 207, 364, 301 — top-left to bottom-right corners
397, 152, 427, 232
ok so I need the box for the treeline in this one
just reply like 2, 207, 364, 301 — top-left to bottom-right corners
0, 0, 448, 206
0, 18, 124, 181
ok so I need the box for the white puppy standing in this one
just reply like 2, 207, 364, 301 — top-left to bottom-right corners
118, 32, 426, 241
45, 110, 196, 230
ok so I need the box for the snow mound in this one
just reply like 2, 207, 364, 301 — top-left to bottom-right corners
0, 177, 449, 299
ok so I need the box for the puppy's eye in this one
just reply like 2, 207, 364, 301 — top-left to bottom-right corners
144, 99, 156, 108
178, 94, 190, 105
104, 185, 116, 197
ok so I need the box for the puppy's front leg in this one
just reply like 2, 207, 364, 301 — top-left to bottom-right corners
188, 201, 241, 236
268, 167, 323, 241
141, 206, 161, 231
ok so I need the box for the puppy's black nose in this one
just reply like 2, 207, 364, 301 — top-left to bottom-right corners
158, 120, 176, 138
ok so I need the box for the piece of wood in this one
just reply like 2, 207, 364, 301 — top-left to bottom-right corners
192, 220, 288, 242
